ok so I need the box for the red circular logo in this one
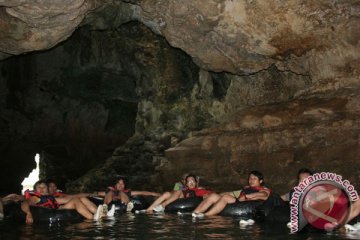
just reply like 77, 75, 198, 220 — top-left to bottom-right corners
301, 183, 350, 230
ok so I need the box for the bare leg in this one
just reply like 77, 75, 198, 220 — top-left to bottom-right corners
119, 192, 130, 204
104, 192, 114, 205
60, 198, 93, 220
193, 193, 221, 214
146, 192, 172, 212
56, 195, 72, 204
79, 197, 97, 214
348, 199, 360, 223
161, 191, 183, 207
204, 194, 236, 216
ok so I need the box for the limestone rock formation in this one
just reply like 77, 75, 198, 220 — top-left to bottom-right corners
161, 96, 360, 192
0, 0, 99, 56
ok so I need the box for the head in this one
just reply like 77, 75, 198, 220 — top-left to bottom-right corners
181, 173, 188, 184
297, 168, 313, 184
115, 178, 127, 191
248, 171, 264, 187
33, 180, 49, 195
185, 174, 198, 189
46, 179, 58, 194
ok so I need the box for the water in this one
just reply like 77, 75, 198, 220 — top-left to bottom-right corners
0, 213, 358, 239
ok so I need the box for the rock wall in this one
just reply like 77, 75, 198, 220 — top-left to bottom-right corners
162, 96, 360, 192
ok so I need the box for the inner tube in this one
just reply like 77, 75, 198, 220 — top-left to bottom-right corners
88, 197, 126, 212
88, 195, 149, 213
6, 202, 83, 223
88, 196, 103, 206
220, 201, 263, 217
221, 193, 283, 218
165, 197, 203, 213
130, 196, 149, 211
256, 193, 284, 219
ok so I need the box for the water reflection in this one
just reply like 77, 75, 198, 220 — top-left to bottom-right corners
0, 212, 357, 239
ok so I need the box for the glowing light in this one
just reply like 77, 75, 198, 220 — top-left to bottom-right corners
21, 153, 40, 194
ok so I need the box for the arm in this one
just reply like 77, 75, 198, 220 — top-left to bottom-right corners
26, 196, 40, 206
63, 193, 92, 198
242, 190, 270, 201
93, 191, 106, 197
66, 191, 106, 198
131, 191, 160, 197
21, 201, 33, 224
2, 194, 25, 203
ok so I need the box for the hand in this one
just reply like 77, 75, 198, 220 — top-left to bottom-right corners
238, 195, 246, 202
154, 193, 161, 197
26, 212, 33, 224
89, 192, 97, 197
13, 195, 25, 202
3, 194, 16, 201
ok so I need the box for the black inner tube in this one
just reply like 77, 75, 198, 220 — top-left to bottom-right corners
165, 197, 203, 213
6, 202, 83, 223
221, 193, 283, 218
88, 195, 149, 213
220, 201, 263, 217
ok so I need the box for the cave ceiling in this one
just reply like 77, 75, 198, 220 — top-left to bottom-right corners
0, 0, 358, 78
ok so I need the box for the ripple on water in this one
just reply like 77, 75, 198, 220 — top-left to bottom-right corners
0, 212, 355, 239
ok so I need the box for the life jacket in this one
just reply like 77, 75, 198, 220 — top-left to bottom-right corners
182, 188, 212, 198
239, 185, 271, 199
107, 186, 132, 199
24, 190, 59, 209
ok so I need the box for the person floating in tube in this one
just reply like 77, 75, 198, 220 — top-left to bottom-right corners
96, 178, 160, 217
146, 174, 212, 213
22, 180, 107, 223
192, 170, 270, 217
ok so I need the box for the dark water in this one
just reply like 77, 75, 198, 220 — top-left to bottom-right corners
0, 213, 358, 239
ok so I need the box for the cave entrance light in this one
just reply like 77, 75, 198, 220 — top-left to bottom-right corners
21, 153, 40, 194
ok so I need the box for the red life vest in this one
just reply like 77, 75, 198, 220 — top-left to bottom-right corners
25, 190, 60, 209
182, 188, 212, 198
107, 186, 131, 199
